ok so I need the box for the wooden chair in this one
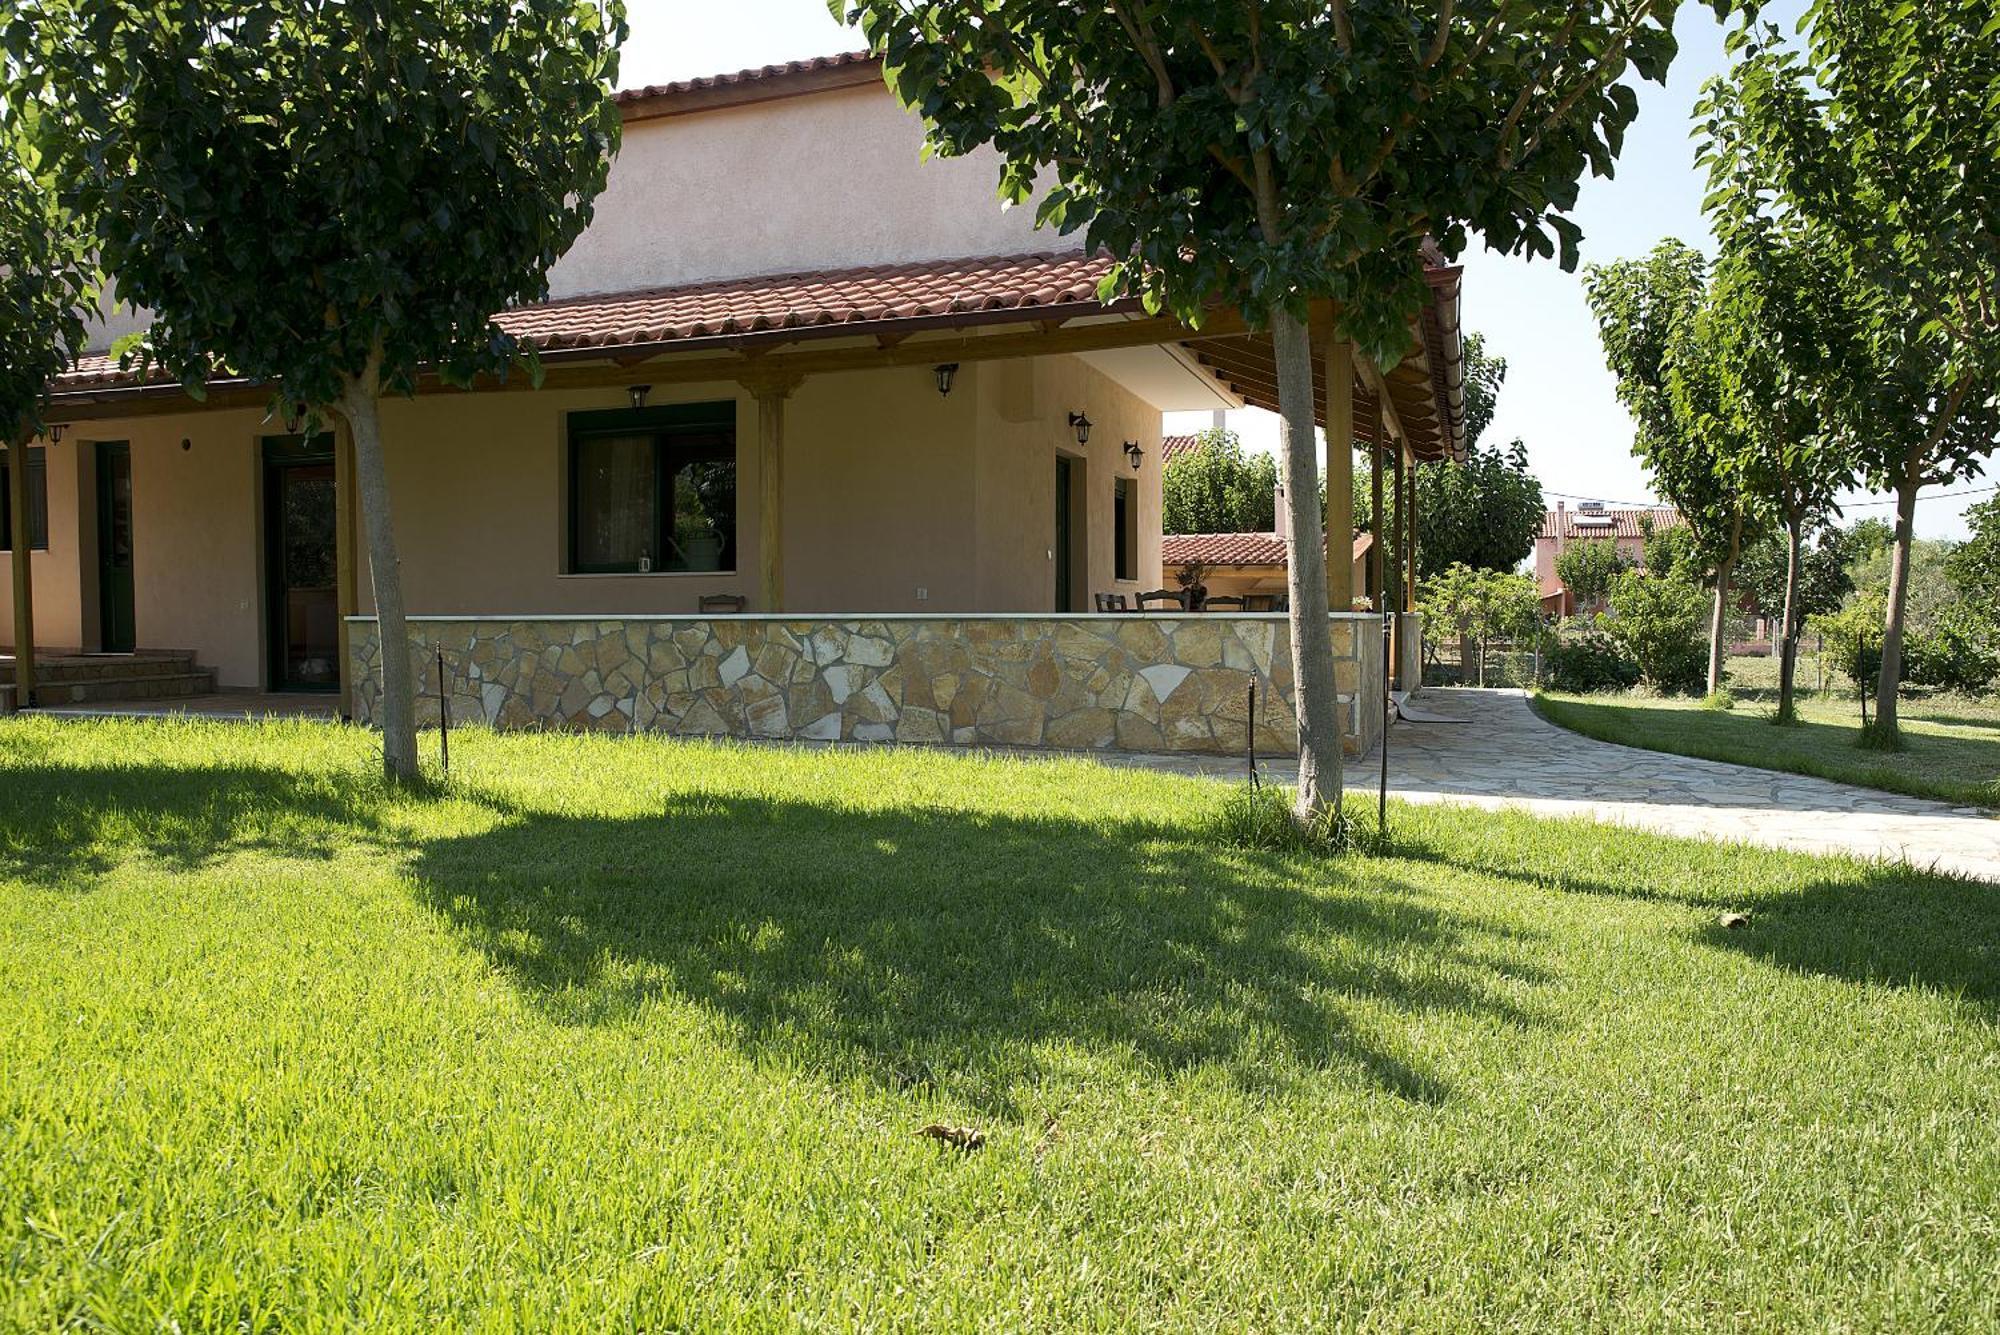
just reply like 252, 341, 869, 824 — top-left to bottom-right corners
1242, 594, 1278, 613
1134, 589, 1187, 611
698, 594, 748, 614
1093, 593, 1130, 612
1202, 596, 1247, 611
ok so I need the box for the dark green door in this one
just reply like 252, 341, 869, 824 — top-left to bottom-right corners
1054, 456, 1074, 612
263, 437, 340, 691
95, 441, 135, 653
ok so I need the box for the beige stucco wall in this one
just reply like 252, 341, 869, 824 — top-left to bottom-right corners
22, 352, 1165, 689
0, 442, 87, 650
549, 84, 1061, 300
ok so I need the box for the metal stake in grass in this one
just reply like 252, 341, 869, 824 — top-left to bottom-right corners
1247, 681, 1259, 792
436, 645, 451, 777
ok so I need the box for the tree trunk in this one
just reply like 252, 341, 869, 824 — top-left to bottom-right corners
1269, 306, 1345, 828
1874, 453, 1923, 742
335, 356, 419, 782
1776, 512, 1803, 723
1707, 509, 1742, 696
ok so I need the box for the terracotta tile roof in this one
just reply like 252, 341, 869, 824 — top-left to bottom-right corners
1161, 434, 1202, 463
615, 52, 876, 107
1538, 507, 1682, 541
496, 251, 1112, 353
53, 251, 1117, 393
1162, 532, 1370, 568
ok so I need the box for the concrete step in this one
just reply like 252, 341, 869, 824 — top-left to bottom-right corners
36, 670, 218, 705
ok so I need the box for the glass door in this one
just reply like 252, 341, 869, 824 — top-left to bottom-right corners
263, 437, 339, 691
95, 442, 135, 653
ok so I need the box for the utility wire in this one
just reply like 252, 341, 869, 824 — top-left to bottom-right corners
1543, 483, 2000, 510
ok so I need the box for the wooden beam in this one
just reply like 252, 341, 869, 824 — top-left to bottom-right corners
45, 309, 1256, 426
741, 370, 807, 612
1369, 416, 1385, 612
7, 440, 34, 709
1323, 338, 1355, 613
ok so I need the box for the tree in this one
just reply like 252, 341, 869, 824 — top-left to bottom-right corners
7, 0, 627, 781
1735, 523, 1854, 644
1813, 592, 1886, 726
838, 0, 1689, 828
1555, 539, 1631, 612
1706, 6, 2000, 743
0, 122, 94, 706
1415, 437, 1546, 579
1946, 498, 2000, 627
1163, 428, 1277, 533
1606, 568, 1709, 694
1686, 123, 1862, 720
1585, 238, 1760, 695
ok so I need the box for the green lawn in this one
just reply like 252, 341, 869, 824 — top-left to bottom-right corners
1536, 670, 2000, 808
2, 719, 1997, 1328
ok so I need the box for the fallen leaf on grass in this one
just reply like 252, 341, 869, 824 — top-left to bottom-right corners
1718, 912, 1751, 930
917, 1123, 986, 1151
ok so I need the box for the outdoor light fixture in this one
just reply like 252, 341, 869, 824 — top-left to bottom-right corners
45, 424, 65, 444
1124, 440, 1144, 471
283, 404, 304, 434
1068, 411, 1093, 445
627, 384, 652, 411
933, 363, 959, 397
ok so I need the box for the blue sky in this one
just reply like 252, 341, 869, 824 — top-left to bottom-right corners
621, 0, 1978, 539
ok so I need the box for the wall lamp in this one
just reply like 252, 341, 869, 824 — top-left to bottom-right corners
1067, 411, 1093, 446
627, 384, 652, 411
1124, 440, 1145, 471
45, 424, 66, 444
933, 363, 959, 398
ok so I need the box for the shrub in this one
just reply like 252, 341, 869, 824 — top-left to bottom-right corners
1606, 572, 1708, 694
1701, 689, 1736, 711
1211, 784, 1356, 854
1546, 633, 1641, 693
1812, 594, 1885, 723
1904, 607, 1999, 696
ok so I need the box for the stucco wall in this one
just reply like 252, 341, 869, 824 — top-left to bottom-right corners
348, 613, 1387, 758
549, 84, 1061, 300
25, 353, 1165, 688
0, 442, 87, 651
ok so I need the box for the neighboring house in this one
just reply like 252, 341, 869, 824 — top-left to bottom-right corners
14, 52, 1466, 758
1161, 531, 1376, 609
1535, 500, 1681, 615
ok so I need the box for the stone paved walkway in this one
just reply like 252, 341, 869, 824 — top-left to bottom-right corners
1108, 688, 2000, 883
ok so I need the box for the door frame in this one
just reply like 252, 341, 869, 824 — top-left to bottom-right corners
94, 440, 136, 654
261, 434, 341, 693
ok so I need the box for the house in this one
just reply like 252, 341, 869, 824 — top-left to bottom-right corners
1534, 500, 1680, 615
13, 52, 1466, 758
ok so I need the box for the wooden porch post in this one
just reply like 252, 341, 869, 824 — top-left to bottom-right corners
1368, 409, 1385, 611
743, 372, 806, 613
334, 428, 358, 718
1401, 444, 1417, 608
8, 439, 35, 709
1324, 339, 1355, 612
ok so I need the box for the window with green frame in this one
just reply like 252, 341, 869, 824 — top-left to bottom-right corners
567, 401, 737, 575
1, 447, 49, 552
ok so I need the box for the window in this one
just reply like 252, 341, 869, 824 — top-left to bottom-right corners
1114, 477, 1136, 581
0, 447, 49, 552
568, 402, 737, 574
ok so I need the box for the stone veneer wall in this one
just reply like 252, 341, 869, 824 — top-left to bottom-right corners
347, 614, 1388, 757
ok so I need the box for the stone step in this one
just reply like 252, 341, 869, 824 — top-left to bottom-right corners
0, 651, 201, 686
35, 670, 218, 705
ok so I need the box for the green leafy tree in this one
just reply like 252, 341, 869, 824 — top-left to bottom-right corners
1708, 7, 2000, 742
1946, 498, 2000, 627
7, 0, 627, 781
0, 122, 95, 705
837, 0, 1694, 827
1585, 239, 1758, 695
1735, 523, 1855, 643
1163, 428, 1277, 533
1353, 332, 1544, 578
1555, 539, 1632, 612
1812, 592, 1886, 727
1606, 569, 1709, 694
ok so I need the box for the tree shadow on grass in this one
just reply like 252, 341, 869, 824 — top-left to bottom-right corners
0, 760, 396, 886
409, 793, 1554, 1114
1387, 822, 2000, 1014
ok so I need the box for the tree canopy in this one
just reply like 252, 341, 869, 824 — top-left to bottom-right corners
1163, 429, 1277, 534
0, 123, 91, 445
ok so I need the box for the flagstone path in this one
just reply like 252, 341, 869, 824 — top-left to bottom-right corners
1110, 687, 2000, 883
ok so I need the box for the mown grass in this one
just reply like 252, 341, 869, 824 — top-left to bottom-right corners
1, 718, 1997, 1329
1535, 675, 2000, 809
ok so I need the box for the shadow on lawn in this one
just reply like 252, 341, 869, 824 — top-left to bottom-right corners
1388, 825, 2000, 1013
0, 760, 394, 884
409, 792, 1550, 1112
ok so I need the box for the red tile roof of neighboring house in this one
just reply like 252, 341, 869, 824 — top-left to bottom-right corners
1161, 434, 1202, 463
54, 251, 1120, 392
1162, 532, 1370, 568
1539, 507, 1681, 541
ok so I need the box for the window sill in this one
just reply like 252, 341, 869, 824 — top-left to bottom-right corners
559, 570, 740, 580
